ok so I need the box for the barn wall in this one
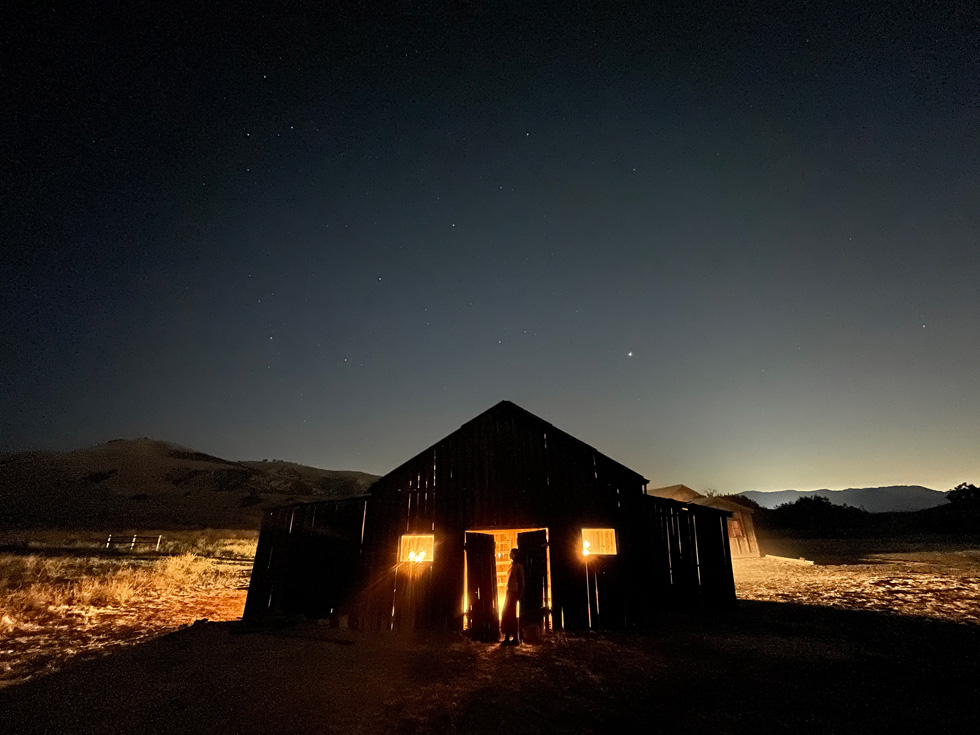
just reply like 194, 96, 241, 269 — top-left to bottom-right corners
728, 507, 761, 557
625, 497, 736, 617
243, 497, 367, 622
358, 403, 648, 630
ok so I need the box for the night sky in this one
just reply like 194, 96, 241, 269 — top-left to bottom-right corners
3, 1, 978, 492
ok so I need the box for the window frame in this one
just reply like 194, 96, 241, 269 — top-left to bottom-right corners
581, 527, 618, 556
399, 534, 435, 563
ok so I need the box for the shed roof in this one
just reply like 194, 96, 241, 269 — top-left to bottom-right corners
647, 484, 701, 503
648, 484, 755, 514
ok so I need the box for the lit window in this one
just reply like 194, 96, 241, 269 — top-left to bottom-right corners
399, 534, 434, 563
729, 519, 743, 538
581, 528, 617, 556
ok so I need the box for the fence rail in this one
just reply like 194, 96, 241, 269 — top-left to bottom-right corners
105, 534, 162, 551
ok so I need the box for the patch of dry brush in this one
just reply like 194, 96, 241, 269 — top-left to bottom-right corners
0, 550, 250, 687
0, 553, 241, 636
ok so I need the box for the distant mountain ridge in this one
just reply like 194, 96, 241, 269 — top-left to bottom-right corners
738, 486, 947, 513
0, 439, 379, 530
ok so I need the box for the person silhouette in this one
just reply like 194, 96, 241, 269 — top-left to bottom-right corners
500, 548, 525, 645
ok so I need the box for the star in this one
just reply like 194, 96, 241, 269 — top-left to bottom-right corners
627, 351, 633, 357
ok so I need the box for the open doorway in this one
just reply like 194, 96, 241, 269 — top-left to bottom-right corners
463, 527, 552, 639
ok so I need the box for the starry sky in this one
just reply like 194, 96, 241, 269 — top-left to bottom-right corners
3, 1, 978, 493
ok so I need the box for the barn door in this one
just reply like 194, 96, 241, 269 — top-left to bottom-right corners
465, 532, 499, 641
517, 529, 549, 631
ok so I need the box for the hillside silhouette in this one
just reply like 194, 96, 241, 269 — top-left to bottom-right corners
739, 485, 946, 513
0, 439, 378, 530
727, 484, 979, 540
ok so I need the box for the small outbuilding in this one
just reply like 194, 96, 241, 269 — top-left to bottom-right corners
647, 484, 760, 558
245, 401, 736, 636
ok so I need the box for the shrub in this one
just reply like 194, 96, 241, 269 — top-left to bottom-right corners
767, 495, 872, 537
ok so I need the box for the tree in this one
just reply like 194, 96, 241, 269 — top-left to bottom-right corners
947, 483, 980, 505
768, 495, 870, 537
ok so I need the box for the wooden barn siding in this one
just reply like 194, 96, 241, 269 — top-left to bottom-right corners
246, 497, 734, 627
243, 498, 367, 622
243, 507, 286, 620
729, 508, 760, 558
630, 497, 736, 613
246, 498, 734, 628
695, 510, 737, 602
359, 405, 652, 631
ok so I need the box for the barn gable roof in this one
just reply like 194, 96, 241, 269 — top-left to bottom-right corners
373, 400, 649, 489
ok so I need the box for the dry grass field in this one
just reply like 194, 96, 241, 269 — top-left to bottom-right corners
2, 535, 978, 697
0, 528, 259, 559
1, 534, 979, 735
0, 532, 255, 688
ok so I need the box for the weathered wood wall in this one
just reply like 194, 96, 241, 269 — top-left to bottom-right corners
358, 401, 650, 630
728, 506, 761, 557
243, 497, 367, 621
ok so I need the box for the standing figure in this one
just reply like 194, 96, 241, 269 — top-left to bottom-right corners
500, 548, 525, 645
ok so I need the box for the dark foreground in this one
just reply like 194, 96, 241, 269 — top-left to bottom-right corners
2, 602, 978, 735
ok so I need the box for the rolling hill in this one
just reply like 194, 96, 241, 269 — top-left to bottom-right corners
0, 439, 379, 530
738, 486, 948, 513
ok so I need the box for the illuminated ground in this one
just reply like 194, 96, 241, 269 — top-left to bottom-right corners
2, 545, 979, 733
0, 558, 251, 689
1, 604, 978, 735
733, 551, 980, 624
0, 585, 248, 688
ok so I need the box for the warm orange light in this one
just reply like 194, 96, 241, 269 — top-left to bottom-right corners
467, 527, 553, 628
581, 528, 617, 556
399, 534, 434, 563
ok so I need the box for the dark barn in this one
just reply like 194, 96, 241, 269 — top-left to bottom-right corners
648, 484, 760, 558
245, 401, 735, 636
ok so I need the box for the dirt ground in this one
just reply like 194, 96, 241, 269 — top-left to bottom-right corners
0, 553, 251, 689
2, 546, 979, 733
0, 586, 248, 687
2, 604, 979, 735
733, 552, 980, 624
